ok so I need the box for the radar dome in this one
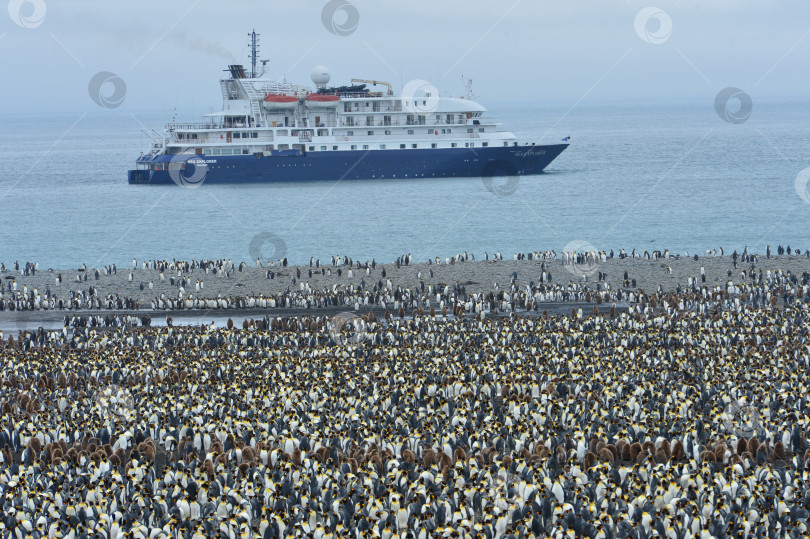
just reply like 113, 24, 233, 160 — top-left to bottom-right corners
311, 66, 331, 87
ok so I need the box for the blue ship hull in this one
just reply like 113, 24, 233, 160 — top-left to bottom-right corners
128, 144, 568, 185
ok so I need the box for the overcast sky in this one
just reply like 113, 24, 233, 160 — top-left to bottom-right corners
2, 0, 808, 114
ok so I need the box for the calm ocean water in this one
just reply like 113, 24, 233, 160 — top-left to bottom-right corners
1, 99, 809, 268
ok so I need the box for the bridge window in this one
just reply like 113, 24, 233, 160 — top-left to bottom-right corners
363, 144, 369, 150
407, 129, 414, 135
233, 132, 241, 138
347, 131, 354, 136
351, 145, 357, 150
332, 145, 338, 150
320, 146, 327, 151
431, 143, 437, 148
380, 144, 386, 149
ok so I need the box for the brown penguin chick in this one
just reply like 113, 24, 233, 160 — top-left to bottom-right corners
532, 442, 546, 456
402, 450, 415, 464
475, 454, 485, 468
713, 443, 727, 463
730, 454, 743, 466
439, 452, 452, 470
423, 447, 436, 467
555, 446, 567, 466
103, 444, 114, 457
598, 447, 615, 465
659, 439, 671, 461
654, 448, 669, 464
453, 447, 467, 464
606, 444, 618, 462
747, 438, 760, 456
203, 458, 215, 477
700, 450, 716, 463
372, 455, 383, 474
583, 451, 596, 469
291, 448, 301, 467
736, 438, 748, 456
620, 443, 632, 462
59, 439, 68, 454
241, 446, 255, 463
503, 454, 513, 470
772, 441, 787, 461
671, 440, 685, 461
109, 454, 120, 467
237, 462, 249, 476
635, 448, 650, 464
28, 436, 41, 454
629, 442, 642, 461
641, 441, 656, 455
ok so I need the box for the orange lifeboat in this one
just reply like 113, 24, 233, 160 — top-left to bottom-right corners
263, 94, 299, 110
306, 93, 340, 108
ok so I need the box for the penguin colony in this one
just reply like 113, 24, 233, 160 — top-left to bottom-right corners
0, 246, 809, 538
3, 248, 810, 320
2, 278, 810, 539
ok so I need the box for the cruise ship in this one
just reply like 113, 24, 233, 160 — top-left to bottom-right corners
128, 32, 569, 187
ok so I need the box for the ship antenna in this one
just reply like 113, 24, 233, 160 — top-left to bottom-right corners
248, 29, 260, 78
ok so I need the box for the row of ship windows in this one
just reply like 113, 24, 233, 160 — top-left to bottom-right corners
177, 128, 487, 140
311, 142, 493, 151
200, 141, 505, 155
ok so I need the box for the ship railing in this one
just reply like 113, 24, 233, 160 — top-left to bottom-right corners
167, 123, 222, 130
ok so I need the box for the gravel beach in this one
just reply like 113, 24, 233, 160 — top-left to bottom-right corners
1, 249, 809, 329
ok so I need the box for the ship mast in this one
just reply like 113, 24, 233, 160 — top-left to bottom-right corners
248, 29, 260, 78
